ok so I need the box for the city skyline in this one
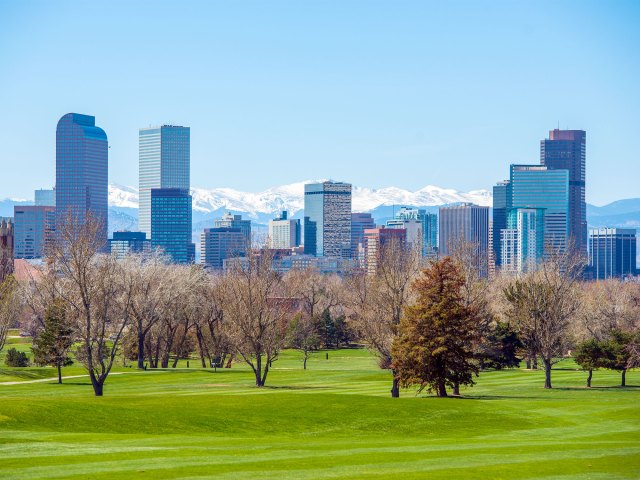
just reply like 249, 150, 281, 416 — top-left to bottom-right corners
1, 1, 639, 205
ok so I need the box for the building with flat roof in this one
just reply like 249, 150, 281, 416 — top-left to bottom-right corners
200, 227, 246, 270
109, 231, 151, 259
304, 181, 352, 258
439, 203, 489, 276
268, 211, 300, 249
150, 188, 194, 264
541, 129, 586, 255
588, 228, 636, 280
13, 205, 55, 259
139, 125, 190, 238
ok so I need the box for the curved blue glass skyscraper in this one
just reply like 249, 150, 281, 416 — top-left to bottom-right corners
55, 113, 108, 245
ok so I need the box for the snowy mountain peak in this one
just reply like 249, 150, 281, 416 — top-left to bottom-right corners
108, 181, 492, 216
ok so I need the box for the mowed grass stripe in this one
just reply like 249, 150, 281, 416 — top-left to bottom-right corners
0, 350, 639, 479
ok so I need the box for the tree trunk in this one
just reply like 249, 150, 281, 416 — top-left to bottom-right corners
526, 357, 531, 369
303, 356, 308, 370
543, 358, 552, 389
622, 369, 626, 387
391, 375, 400, 398
89, 373, 104, 397
436, 379, 447, 397
587, 369, 592, 388
532, 355, 538, 370
57, 362, 62, 384
196, 329, 207, 368
255, 355, 263, 387
453, 382, 460, 396
137, 330, 145, 370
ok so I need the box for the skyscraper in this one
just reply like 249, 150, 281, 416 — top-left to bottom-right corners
351, 212, 375, 258
139, 125, 190, 237
492, 180, 511, 268
541, 129, 586, 254
439, 203, 489, 276
56, 113, 108, 244
268, 211, 300, 249
150, 188, 195, 264
509, 165, 569, 253
304, 181, 352, 258
588, 228, 637, 280
500, 208, 545, 275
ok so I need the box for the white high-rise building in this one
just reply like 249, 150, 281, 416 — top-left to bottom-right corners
268, 211, 300, 249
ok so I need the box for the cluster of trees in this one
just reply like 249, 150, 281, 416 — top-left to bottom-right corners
6, 213, 640, 398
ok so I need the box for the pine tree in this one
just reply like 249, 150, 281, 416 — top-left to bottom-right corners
392, 257, 480, 397
32, 301, 74, 384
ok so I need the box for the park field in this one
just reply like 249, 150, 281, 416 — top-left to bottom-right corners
0, 344, 639, 480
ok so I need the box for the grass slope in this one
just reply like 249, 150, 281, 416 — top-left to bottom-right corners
0, 348, 639, 479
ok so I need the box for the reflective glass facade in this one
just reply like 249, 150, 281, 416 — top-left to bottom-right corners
393, 207, 438, 256
56, 113, 108, 244
139, 125, 190, 237
351, 212, 375, 258
501, 208, 545, 274
108, 231, 151, 260
303, 182, 351, 258
510, 165, 569, 253
588, 228, 637, 280
13, 206, 56, 259
492, 181, 511, 267
150, 188, 194, 264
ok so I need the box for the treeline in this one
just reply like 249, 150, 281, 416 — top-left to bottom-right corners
2, 214, 639, 397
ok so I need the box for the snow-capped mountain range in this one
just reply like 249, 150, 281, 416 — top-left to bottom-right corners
109, 181, 492, 219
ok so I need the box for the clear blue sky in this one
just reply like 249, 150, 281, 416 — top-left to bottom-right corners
0, 0, 638, 205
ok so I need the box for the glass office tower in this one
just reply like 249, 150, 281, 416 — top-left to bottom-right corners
139, 125, 190, 238
304, 181, 352, 258
13, 205, 56, 259
509, 165, 569, 253
150, 188, 195, 264
393, 207, 438, 256
56, 113, 108, 245
588, 228, 637, 280
541, 129, 586, 254
492, 180, 511, 268
500, 208, 545, 274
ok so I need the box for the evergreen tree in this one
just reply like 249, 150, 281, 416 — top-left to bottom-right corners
32, 301, 74, 384
478, 321, 522, 370
574, 339, 607, 388
392, 258, 480, 397
602, 330, 633, 387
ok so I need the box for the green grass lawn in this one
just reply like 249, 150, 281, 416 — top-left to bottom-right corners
0, 346, 639, 479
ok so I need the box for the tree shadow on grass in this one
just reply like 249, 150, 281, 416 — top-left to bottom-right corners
262, 385, 330, 391
552, 385, 639, 391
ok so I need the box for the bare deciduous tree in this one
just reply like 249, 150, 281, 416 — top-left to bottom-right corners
48, 212, 131, 396
223, 251, 288, 386
503, 246, 585, 388
0, 276, 21, 353
347, 240, 423, 397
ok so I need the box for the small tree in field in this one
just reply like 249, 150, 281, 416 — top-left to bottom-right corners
286, 313, 320, 370
574, 339, 606, 388
31, 300, 75, 384
392, 257, 480, 397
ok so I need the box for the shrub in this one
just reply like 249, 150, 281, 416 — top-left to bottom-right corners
5, 347, 29, 367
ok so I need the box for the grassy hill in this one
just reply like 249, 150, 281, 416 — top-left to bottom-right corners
0, 346, 639, 479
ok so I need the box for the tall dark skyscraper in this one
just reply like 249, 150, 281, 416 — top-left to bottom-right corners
56, 113, 108, 244
540, 129, 586, 254
150, 188, 195, 264
439, 203, 489, 277
304, 181, 352, 258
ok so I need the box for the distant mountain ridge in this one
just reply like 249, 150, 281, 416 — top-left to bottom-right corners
1, 182, 639, 234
